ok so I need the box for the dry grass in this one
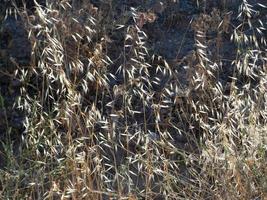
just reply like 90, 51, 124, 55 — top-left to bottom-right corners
0, 0, 266, 199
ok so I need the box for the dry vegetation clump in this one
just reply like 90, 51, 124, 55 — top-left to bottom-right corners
0, 0, 266, 199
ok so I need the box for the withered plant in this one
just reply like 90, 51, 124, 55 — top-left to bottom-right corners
0, 0, 266, 199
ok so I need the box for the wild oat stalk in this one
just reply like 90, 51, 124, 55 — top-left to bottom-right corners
0, 0, 266, 199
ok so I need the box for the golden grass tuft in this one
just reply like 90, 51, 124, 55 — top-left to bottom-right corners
0, 0, 266, 199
